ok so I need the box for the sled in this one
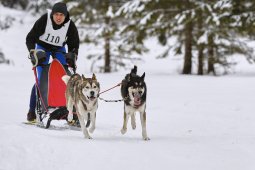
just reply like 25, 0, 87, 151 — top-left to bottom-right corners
34, 56, 79, 129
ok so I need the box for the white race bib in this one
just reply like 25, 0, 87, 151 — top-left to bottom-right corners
39, 10, 70, 47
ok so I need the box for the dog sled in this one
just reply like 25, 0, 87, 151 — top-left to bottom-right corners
29, 49, 79, 129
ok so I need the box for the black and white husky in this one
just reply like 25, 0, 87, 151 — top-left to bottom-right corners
62, 73, 100, 139
120, 66, 150, 140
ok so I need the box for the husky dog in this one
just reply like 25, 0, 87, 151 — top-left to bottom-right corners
120, 66, 150, 140
62, 73, 100, 139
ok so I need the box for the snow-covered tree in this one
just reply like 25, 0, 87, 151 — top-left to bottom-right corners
0, 0, 28, 9
118, 0, 255, 75
26, 0, 52, 14
117, 0, 195, 74
194, 0, 255, 75
65, 0, 144, 73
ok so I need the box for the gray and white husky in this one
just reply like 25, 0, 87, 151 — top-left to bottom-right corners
120, 66, 150, 140
62, 73, 100, 139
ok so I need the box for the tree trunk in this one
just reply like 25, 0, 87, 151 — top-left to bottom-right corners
198, 45, 204, 75
182, 14, 193, 74
36, 1, 39, 13
207, 34, 216, 75
104, 35, 111, 73
104, 17, 111, 73
197, 9, 204, 75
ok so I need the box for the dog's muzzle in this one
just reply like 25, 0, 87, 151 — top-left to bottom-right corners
88, 91, 96, 101
133, 92, 142, 106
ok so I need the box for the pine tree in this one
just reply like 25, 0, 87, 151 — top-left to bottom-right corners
117, 0, 197, 74
26, 0, 52, 14
63, 0, 255, 74
201, 0, 255, 75
0, 0, 28, 9
65, 0, 140, 72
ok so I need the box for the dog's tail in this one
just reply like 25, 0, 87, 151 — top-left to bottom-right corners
131, 65, 137, 75
62, 75, 70, 85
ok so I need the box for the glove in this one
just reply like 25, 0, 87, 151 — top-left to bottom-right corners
29, 50, 47, 67
36, 51, 47, 65
65, 52, 77, 68
29, 51, 36, 66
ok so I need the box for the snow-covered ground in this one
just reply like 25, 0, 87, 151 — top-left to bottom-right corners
1, 5, 255, 170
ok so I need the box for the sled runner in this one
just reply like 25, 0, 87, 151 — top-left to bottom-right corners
31, 50, 79, 129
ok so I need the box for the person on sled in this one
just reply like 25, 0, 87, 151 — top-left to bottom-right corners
26, 2, 79, 122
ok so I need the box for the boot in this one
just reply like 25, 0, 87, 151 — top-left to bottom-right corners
27, 111, 36, 121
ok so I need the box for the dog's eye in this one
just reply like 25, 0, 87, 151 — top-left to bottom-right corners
86, 86, 89, 89
93, 85, 97, 88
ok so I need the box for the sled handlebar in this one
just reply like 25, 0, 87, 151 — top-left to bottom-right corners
29, 49, 77, 71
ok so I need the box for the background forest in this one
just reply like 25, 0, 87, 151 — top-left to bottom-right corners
1, 0, 255, 75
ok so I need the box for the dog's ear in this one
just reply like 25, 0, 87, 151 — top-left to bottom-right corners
82, 74, 86, 81
129, 73, 135, 81
131, 65, 137, 75
92, 73, 97, 80
141, 72, 145, 80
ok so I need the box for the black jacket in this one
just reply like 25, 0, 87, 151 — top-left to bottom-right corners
26, 12, 79, 56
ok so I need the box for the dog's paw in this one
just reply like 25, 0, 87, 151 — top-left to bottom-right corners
121, 128, 127, 134
67, 113, 73, 122
85, 136, 93, 139
143, 137, 150, 141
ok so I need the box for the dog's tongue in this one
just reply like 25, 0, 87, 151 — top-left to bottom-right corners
134, 93, 141, 106
89, 96, 96, 101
